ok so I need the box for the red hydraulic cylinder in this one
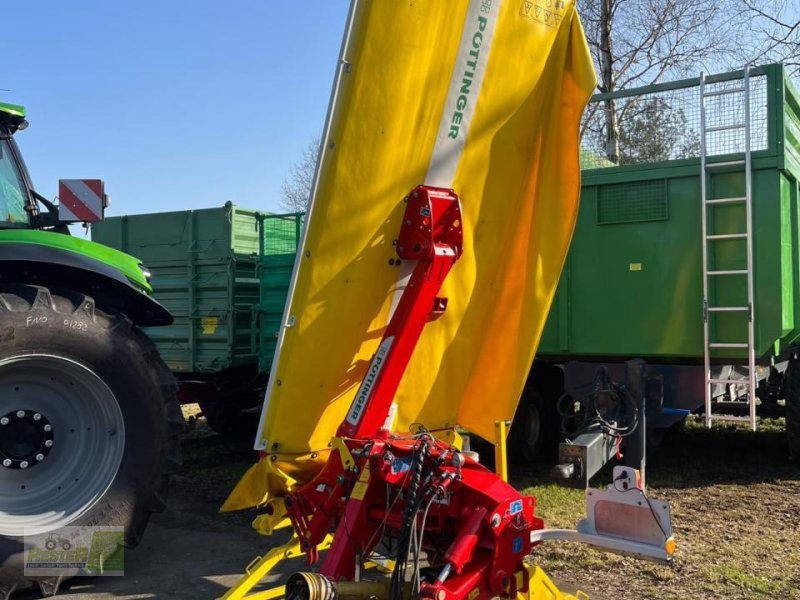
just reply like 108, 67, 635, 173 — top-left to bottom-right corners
442, 506, 488, 577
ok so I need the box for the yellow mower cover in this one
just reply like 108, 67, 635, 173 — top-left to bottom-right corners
224, 0, 596, 512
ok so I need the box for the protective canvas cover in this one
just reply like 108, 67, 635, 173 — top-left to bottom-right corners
224, 0, 595, 511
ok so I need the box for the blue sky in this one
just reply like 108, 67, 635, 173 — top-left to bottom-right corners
4, 1, 349, 223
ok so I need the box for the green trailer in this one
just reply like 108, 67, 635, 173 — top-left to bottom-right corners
93, 204, 262, 433
540, 63, 800, 361
255, 212, 304, 373
515, 63, 800, 466
92, 206, 303, 433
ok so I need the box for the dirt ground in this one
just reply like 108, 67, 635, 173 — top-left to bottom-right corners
523, 418, 800, 599
24, 413, 800, 600
23, 419, 271, 600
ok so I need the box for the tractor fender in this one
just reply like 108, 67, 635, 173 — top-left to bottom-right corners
0, 242, 172, 326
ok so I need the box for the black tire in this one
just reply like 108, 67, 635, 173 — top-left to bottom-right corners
509, 389, 549, 463
645, 427, 667, 453
197, 392, 240, 436
785, 355, 800, 463
196, 389, 259, 437
0, 284, 182, 594
508, 364, 563, 464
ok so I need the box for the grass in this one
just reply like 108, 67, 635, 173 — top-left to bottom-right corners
179, 411, 800, 600
523, 483, 583, 527
708, 564, 786, 595
508, 416, 800, 599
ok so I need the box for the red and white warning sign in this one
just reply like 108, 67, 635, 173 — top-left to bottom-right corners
58, 179, 106, 223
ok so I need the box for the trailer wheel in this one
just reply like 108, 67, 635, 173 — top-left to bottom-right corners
0, 284, 182, 594
786, 355, 800, 463
195, 380, 261, 437
197, 393, 241, 436
509, 389, 550, 462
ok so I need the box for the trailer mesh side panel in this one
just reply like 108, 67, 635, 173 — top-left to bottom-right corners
261, 213, 304, 256
596, 180, 668, 224
580, 71, 768, 170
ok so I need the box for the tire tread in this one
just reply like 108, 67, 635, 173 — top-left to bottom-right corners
0, 283, 182, 589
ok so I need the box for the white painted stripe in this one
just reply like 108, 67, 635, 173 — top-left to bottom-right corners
58, 203, 78, 221
63, 180, 103, 217
346, 336, 395, 426
425, 0, 501, 187
387, 0, 501, 321
254, 0, 503, 449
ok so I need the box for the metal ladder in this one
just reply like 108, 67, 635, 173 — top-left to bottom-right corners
700, 65, 757, 431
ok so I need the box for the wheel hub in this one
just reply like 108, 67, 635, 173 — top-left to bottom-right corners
0, 409, 54, 470
0, 354, 126, 536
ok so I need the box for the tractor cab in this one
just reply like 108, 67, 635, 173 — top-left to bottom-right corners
0, 103, 108, 233
0, 103, 35, 229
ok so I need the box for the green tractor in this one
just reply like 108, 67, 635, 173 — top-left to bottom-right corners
0, 103, 182, 597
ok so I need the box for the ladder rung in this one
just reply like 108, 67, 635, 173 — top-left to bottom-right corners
702, 87, 745, 97
705, 123, 746, 133
709, 342, 749, 348
707, 306, 749, 312
706, 160, 746, 169
707, 414, 753, 423
706, 196, 747, 205
714, 399, 753, 406
706, 233, 747, 240
707, 270, 748, 276
709, 378, 752, 385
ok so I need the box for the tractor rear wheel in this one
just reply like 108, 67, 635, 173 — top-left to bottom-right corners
0, 284, 182, 597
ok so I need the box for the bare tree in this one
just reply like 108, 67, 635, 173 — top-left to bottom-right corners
616, 97, 700, 164
279, 135, 320, 213
578, 0, 736, 162
738, 0, 799, 76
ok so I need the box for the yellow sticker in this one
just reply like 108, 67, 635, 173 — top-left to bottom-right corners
350, 481, 369, 501
629, 263, 642, 271
468, 587, 480, 600
350, 467, 371, 501
201, 316, 219, 334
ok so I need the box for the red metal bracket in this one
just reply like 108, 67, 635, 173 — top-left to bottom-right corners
338, 185, 463, 439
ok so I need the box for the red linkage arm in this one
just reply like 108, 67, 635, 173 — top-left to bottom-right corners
284, 188, 548, 598
337, 185, 463, 440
